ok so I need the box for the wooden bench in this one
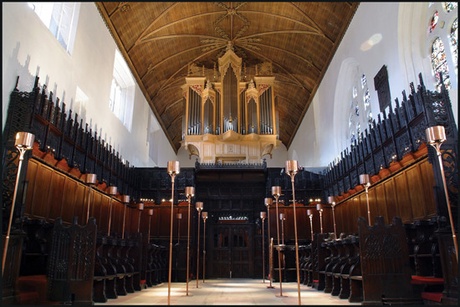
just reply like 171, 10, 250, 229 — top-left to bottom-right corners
93, 235, 117, 302
47, 217, 97, 305
126, 233, 143, 291
358, 216, 423, 305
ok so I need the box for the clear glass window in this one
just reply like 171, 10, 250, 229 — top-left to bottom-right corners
28, 2, 80, 54
109, 49, 135, 131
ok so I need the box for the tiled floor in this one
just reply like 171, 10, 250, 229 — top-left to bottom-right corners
95, 279, 361, 305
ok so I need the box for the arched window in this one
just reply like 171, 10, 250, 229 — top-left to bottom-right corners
348, 73, 372, 146
449, 18, 458, 74
28, 2, 80, 54
110, 49, 135, 131
431, 37, 451, 91
428, 2, 458, 91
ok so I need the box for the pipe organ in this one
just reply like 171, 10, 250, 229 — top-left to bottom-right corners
182, 43, 280, 164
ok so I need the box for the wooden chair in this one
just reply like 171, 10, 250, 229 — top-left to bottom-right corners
358, 216, 423, 305
47, 217, 97, 305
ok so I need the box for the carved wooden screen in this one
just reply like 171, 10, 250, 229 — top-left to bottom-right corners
209, 223, 254, 278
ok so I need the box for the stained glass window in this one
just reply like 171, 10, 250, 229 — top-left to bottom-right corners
431, 37, 451, 90
443, 2, 458, 13
450, 18, 458, 72
429, 10, 439, 33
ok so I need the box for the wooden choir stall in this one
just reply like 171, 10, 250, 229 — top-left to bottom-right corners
2, 72, 457, 305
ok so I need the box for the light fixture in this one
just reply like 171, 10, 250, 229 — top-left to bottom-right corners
107, 186, 118, 236
285, 159, 301, 305
2, 132, 34, 276
177, 213, 182, 244
272, 185, 285, 297
147, 209, 154, 244
85, 173, 97, 224
280, 213, 286, 245
328, 196, 337, 239
264, 197, 274, 289
175, 212, 182, 283
195, 201, 203, 288
137, 202, 144, 232
185, 186, 195, 296
121, 195, 130, 239
359, 174, 371, 226
202, 211, 208, 283
307, 209, 314, 241
425, 125, 458, 262
167, 160, 180, 305
260, 211, 267, 283
316, 203, 324, 234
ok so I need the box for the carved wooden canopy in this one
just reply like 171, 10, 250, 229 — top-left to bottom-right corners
95, 2, 360, 152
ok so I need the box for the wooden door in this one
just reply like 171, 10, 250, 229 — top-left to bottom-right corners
209, 223, 254, 278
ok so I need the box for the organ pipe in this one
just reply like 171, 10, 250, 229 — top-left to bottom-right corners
183, 47, 278, 138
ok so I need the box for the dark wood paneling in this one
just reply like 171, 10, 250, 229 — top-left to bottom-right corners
419, 159, 437, 218
335, 157, 437, 233
406, 164, 427, 220
61, 178, 79, 223
32, 163, 53, 218
48, 172, 66, 220
375, 184, 387, 222
24, 159, 39, 217
394, 172, 412, 223
73, 182, 87, 223
383, 179, 398, 225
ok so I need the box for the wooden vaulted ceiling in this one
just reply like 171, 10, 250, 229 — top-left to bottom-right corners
95, 2, 359, 153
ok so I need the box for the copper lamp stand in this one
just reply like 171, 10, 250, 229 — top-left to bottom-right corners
359, 174, 372, 226
107, 186, 118, 236
195, 201, 203, 288
147, 209, 154, 243
307, 209, 314, 241
185, 186, 195, 295
2, 132, 34, 276
85, 173, 97, 224
317, 203, 324, 233
264, 197, 274, 288
167, 160, 180, 305
202, 211, 208, 283
260, 211, 267, 283
137, 202, 144, 232
272, 186, 286, 297
177, 213, 182, 244
280, 213, 286, 245
120, 195, 130, 239
328, 196, 337, 239
285, 160, 301, 305
426, 125, 458, 262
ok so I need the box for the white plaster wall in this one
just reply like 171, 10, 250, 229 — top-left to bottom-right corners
2, 2, 175, 167
289, 2, 458, 170
4, 3, 456, 170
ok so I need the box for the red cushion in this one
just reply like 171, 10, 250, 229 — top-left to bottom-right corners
411, 275, 444, 285
16, 291, 39, 304
421, 292, 443, 302
16, 275, 48, 304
